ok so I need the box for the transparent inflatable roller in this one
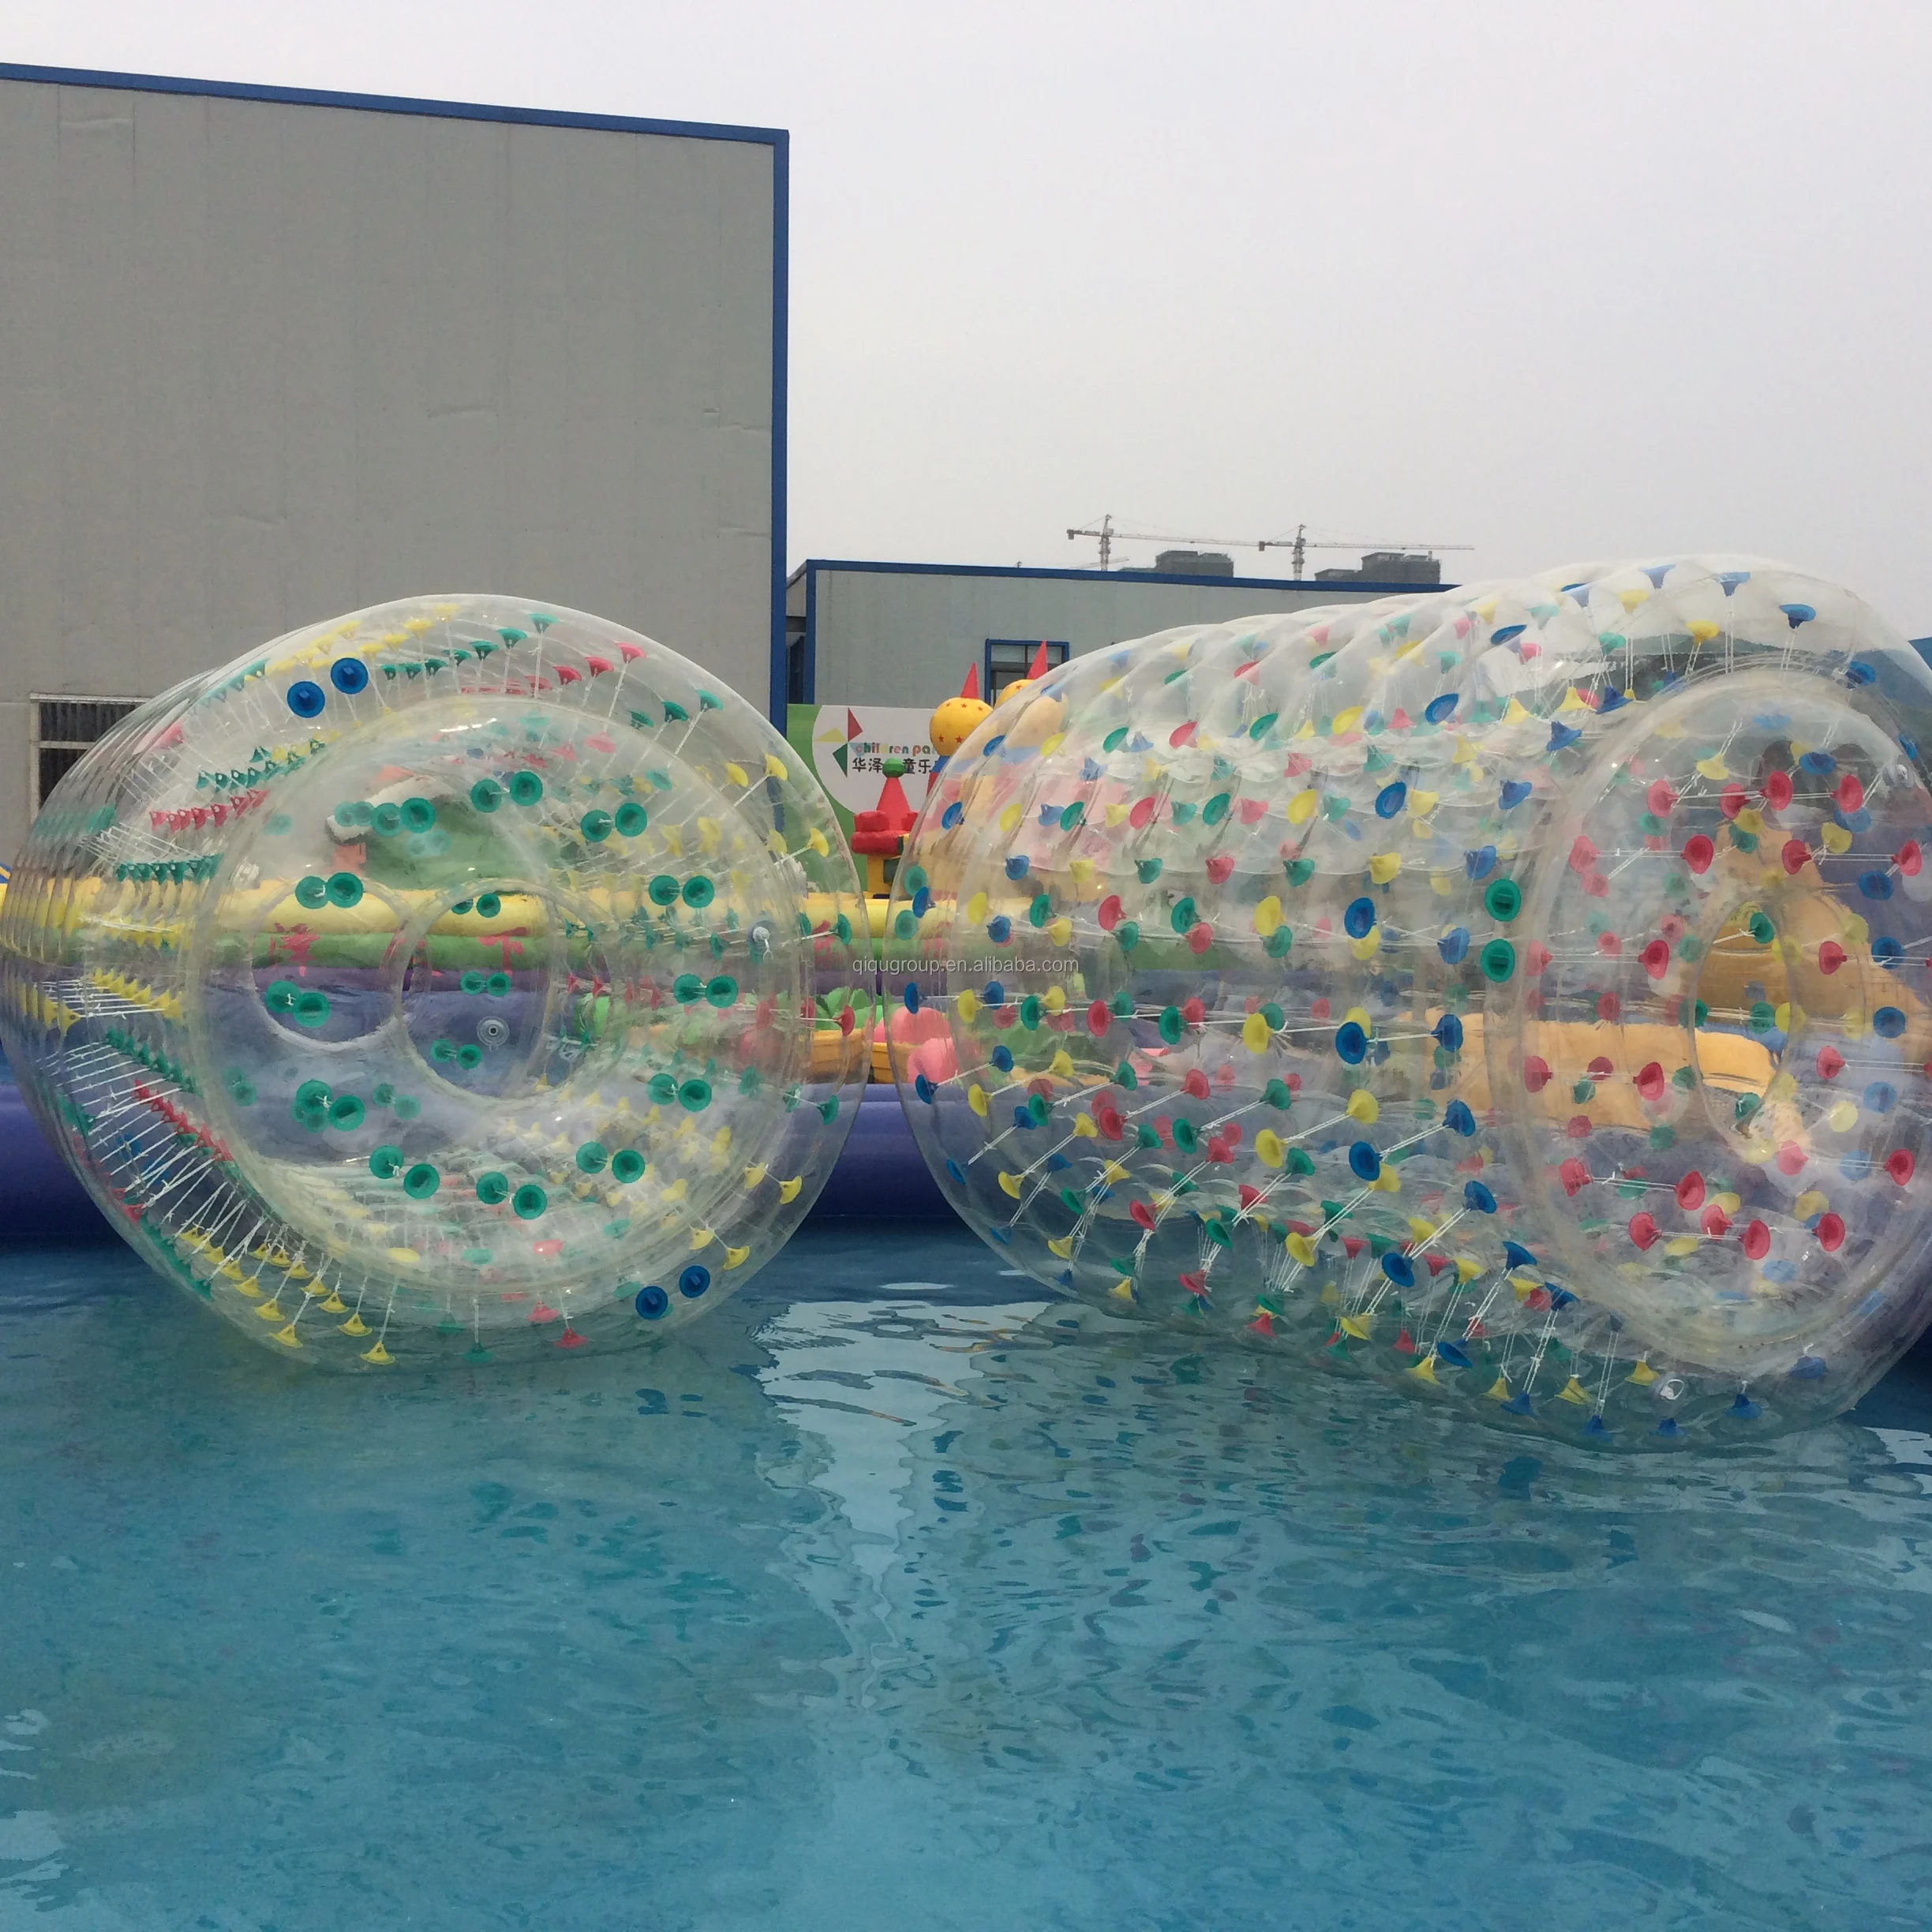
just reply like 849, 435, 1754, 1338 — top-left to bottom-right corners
886, 557, 1932, 1445
0, 597, 868, 1367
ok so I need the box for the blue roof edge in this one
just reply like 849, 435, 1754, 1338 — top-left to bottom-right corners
0, 61, 787, 147
789, 557, 1456, 595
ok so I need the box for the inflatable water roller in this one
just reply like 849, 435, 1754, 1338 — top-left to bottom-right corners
882, 556, 1932, 1445
0, 597, 867, 1365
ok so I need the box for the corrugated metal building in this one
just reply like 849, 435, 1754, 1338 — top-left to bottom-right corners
785, 558, 1428, 713
0, 62, 786, 863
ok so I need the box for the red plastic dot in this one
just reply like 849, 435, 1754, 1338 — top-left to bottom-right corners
1683, 834, 1715, 874
1763, 769, 1793, 811
1780, 838, 1811, 875
1742, 1219, 1771, 1260
1837, 773, 1865, 814
1818, 941, 1846, 975
1635, 1061, 1666, 1102
1702, 1205, 1732, 1238
1887, 1148, 1916, 1186
1817, 1212, 1845, 1252
1647, 780, 1677, 816
1559, 1157, 1591, 1196
1181, 997, 1206, 1024
1523, 1055, 1552, 1092
1719, 781, 1747, 821
1086, 999, 1111, 1036
1642, 939, 1672, 979
1569, 834, 1599, 874
1900, 841, 1923, 878
1182, 1069, 1211, 1099
1628, 1211, 1660, 1249
1204, 853, 1234, 885
1597, 991, 1621, 1023
1097, 893, 1123, 931
1776, 1141, 1807, 1177
1597, 932, 1623, 957
1676, 1170, 1705, 1211
1186, 922, 1214, 954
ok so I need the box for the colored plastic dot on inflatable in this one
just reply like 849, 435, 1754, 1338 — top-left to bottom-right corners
0, 596, 865, 1368
885, 556, 1932, 1447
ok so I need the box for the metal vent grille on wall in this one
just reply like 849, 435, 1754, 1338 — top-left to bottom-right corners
32, 698, 141, 810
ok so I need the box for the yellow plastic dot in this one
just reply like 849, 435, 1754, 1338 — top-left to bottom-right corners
968, 1084, 989, 1118
998, 1171, 1024, 1198
957, 990, 979, 1023
1255, 1129, 1285, 1170
1828, 1100, 1859, 1133
1285, 1231, 1316, 1267
1242, 1012, 1271, 1053
965, 891, 988, 923
1345, 1090, 1380, 1124
1368, 852, 1401, 885
1287, 790, 1317, 826
1252, 895, 1282, 937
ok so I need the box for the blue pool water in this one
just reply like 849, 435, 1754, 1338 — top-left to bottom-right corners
4, 1223, 1932, 1930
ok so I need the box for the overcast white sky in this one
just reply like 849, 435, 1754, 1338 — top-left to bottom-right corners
13, 2, 1932, 627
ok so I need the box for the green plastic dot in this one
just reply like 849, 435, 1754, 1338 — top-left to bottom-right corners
509, 771, 544, 807
403, 1163, 440, 1200
373, 802, 402, 836
1265, 927, 1293, 958
678, 1077, 713, 1112
455, 1043, 482, 1069
580, 809, 614, 842
1170, 897, 1198, 934
402, 797, 436, 833
392, 1094, 421, 1121
1748, 1000, 1776, 1033
295, 1079, 331, 1108
1137, 858, 1163, 884
895, 910, 916, 939
486, 972, 511, 996
328, 1095, 365, 1130
431, 1038, 456, 1062
373, 1082, 395, 1106
615, 801, 649, 837
650, 874, 681, 906
294, 990, 331, 1028
294, 875, 328, 910
1019, 994, 1042, 1029
1484, 878, 1522, 923
326, 871, 364, 908
903, 865, 927, 893
265, 980, 298, 1015
576, 1140, 610, 1174
470, 778, 504, 813
460, 970, 486, 994
369, 1145, 403, 1180
1029, 893, 1052, 927
1748, 911, 1776, 945
706, 975, 739, 1008
1159, 1005, 1185, 1044
611, 1148, 646, 1183
1115, 920, 1140, 951
682, 875, 715, 908
673, 974, 704, 1005
1479, 938, 1516, 983
476, 1171, 510, 1205
1173, 1118, 1198, 1152
512, 1182, 548, 1220
475, 893, 502, 919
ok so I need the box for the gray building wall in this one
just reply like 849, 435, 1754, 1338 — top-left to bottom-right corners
0, 67, 782, 862
790, 560, 1415, 710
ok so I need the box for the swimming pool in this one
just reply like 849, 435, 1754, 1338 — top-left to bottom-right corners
4, 1222, 1931, 1930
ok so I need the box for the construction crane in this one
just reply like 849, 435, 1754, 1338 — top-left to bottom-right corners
1065, 514, 1473, 579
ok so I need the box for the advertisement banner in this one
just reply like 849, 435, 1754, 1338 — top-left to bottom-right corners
785, 703, 938, 835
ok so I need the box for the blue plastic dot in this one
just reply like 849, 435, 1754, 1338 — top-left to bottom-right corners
1423, 692, 1458, 724
1464, 1180, 1497, 1213
904, 982, 921, 1013
1438, 927, 1470, 965
1799, 750, 1836, 774
1374, 781, 1406, 819
1864, 1080, 1898, 1114
1655, 1417, 1683, 1439
1503, 1240, 1537, 1268
635, 1285, 669, 1320
945, 1159, 967, 1185
1436, 1342, 1472, 1370
329, 657, 369, 694
286, 680, 325, 717
912, 886, 931, 917
1779, 602, 1816, 629
1548, 721, 1581, 752
915, 1074, 936, 1103
1729, 1393, 1763, 1421
1503, 1391, 1534, 1416
679, 1265, 711, 1298
1381, 1252, 1414, 1288
1334, 1021, 1368, 1065
987, 915, 1011, 942
1582, 1415, 1612, 1439
990, 1044, 1013, 1072
1860, 871, 1895, 902
1499, 779, 1533, 810
1789, 1355, 1828, 1380
983, 981, 1005, 1008
1348, 1141, 1381, 1181
1874, 1005, 1907, 1039
1343, 897, 1376, 940
1874, 935, 1903, 969
1433, 1013, 1463, 1052
1005, 855, 1031, 879
1464, 844, 1497, 881
1444, 1100, 1476, 1136
942, 801, 964, 828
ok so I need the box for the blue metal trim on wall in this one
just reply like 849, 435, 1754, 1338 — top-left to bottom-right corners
803, 563, 818, 707
0, 62, 792, 722
797, 557, 1456, 595
767, 133, 790, 723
